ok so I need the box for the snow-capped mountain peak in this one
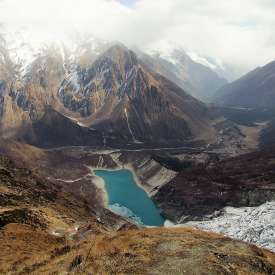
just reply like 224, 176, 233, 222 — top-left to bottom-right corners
187, 51, 218, 70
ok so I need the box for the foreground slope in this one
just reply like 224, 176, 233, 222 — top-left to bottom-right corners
0, 143, 275, 273
0, 156, 275, 274
1, 225, 275, 274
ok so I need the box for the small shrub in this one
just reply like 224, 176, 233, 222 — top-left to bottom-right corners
68, 255, 83, 271
51, 245, 71, 258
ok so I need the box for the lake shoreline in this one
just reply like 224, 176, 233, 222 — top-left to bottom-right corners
92, 167, 164, 226
88, 168, 108, 208
88, 163, 150, 204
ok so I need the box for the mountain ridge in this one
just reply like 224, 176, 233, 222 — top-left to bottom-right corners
214, 60, 275, 108
139, 48, 228, 101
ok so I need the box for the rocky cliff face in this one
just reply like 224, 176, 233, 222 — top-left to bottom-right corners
0, 44, 66, 139
58, 44, 139, 117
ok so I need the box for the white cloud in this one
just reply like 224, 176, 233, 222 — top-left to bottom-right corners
0, 0, 274, 73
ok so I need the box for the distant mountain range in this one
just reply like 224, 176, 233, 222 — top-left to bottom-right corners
139, 48, 228, 101
1, 34, 272, 150
214, 60, 275, 109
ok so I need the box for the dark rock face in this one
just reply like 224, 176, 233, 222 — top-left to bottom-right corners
58, 64, 92, 117
153, 148, 275, 222
0, 208, 48, 229
260, 119, 275, 149
23, 108, 104, 148
152, 154, 194, 172
9, 90, 37, 120
0, 95, 4, 118
214, 60, 275, 108
0, 80, 6, 117
0, 80, 6, 93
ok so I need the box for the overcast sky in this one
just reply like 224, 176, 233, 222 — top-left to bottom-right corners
0, 0, 274, 73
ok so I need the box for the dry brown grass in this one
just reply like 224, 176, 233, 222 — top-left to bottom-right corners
2, 225, 274, 275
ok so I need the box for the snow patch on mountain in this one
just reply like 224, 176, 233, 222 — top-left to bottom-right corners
145, 41, 179, 65
65, 64, 81, 93
187, 51, 218, 70
144, 41, 232, 82
3, 32, 42, 78
2, 31, 109, 78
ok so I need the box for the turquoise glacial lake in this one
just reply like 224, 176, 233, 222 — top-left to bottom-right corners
94, 169, 164, 226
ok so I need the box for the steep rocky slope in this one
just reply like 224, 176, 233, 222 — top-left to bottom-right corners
154, 148, 275, 222
214, 60, 275, 108
21, 108, 104, 148
56, 44, 217, 147
0, 36, 255, 151
0, 44, 66, 139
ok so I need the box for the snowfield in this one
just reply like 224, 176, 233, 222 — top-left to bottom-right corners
186, 201, 275, 252
166, 201, 275, 252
